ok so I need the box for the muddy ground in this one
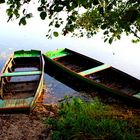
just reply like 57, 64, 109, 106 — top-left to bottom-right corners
0, 104, 58, 140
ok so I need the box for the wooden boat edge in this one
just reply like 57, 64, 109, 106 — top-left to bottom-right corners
30, 54, 45, 111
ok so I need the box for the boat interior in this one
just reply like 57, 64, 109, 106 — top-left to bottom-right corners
53, 49, 140, 96
1, 57, 42, 100
86, 68, 140, 95
55, 52, 103, 73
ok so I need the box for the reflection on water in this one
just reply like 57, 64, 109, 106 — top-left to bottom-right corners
0, 59, 7, 71
43, 74, 93, 104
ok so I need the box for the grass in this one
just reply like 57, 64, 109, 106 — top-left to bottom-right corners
44, 97, 140, 140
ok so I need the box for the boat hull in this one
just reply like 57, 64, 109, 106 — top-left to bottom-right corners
43, 48, 140, 107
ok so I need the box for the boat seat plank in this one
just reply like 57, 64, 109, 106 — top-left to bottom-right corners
1, 71, 41, 77
4, 89, 34, 93
45, 49, 70, 59
51, 53, 69, 59
14, 50, 41, 58
9, 80, 38, 84
0, 97, 33, 108
78, 64, 111, 76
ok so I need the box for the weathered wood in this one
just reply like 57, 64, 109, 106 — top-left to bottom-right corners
0, 50, 44, 113
1, 71, 41, 77
0, 97, 33, 108
78, 64, 111, 76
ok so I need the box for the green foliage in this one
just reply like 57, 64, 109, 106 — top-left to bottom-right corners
40, 12, 47, 20
132, 39, 140, 43
53, 31, 59, 37
45, 98, 139, 140
0, 0, 5, 4
75, 1, 140, 43
19, 17, 26, 25
2, 0, 140, 43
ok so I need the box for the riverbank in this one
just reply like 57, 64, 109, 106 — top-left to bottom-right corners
0, 100, 139, 140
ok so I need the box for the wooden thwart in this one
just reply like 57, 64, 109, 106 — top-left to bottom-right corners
45, 49, 70, 59
14, 50, 41, 58
78, 64, 111, 76
0, 97, 33, 108
52, 53, 69, 59
1, 71, 41, 77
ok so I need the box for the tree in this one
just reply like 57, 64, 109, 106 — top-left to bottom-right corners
75, 0, 140, 44
1, 0, 140, 44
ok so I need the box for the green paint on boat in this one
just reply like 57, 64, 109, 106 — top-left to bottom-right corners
2, 71, 41, 77
0, 97, 33, 108
14, 50, 41, 58
133, 93, 140, 99
78, 64, 111, 76
0, 100, 4, 108
44, 48, 70, 59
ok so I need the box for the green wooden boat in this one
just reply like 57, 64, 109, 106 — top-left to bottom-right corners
43, 48, 140, 106
0, 50, 44, 113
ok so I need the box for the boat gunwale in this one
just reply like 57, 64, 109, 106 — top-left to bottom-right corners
30, 54, 44, 110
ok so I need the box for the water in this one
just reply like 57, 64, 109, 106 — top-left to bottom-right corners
44, 74, 93, 104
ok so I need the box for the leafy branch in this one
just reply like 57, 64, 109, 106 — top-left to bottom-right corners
1, 0, 140, 44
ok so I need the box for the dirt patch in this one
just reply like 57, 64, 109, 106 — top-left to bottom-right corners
0, 104, 58, 140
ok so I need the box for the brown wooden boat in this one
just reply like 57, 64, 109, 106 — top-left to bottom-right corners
43, 48, 140, 106
0, 50, 44, 113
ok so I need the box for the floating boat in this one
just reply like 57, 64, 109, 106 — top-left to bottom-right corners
0, 50, 44, 113
43, 48, 140, 106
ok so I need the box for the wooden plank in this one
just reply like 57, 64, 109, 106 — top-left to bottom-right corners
15, 99, 25, 107
14, 50, 41, 58
9, 99, 17, 107
52, 54, 68, 59
0, 97, 33, 109
45, 49, 70, 59
7, 82, 36, 89
78, 64, 111, 76
1, 71, 41, 77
